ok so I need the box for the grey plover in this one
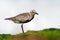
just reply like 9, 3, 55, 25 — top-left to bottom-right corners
5, 10, 38, 34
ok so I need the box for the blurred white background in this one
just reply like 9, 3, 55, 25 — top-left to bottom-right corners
0, 0, 60, 35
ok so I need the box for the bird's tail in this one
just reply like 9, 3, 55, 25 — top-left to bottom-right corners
5, 17, 15, 21
5, 18, 12, 20
5, 17, 15, 20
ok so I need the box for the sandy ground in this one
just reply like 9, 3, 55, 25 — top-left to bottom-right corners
11, 34, 48, 40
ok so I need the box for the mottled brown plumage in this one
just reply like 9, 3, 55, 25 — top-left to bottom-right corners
5, 10, 38, 23
5, 10, 38, 34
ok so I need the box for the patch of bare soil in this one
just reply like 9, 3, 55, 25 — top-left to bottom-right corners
12, 34, 48, 40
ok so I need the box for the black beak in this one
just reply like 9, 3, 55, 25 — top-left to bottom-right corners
35, 13, 38, 15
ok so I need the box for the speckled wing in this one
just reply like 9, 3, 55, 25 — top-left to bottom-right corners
15, 13, 30, 22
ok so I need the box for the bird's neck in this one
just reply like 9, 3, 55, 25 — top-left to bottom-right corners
29, 12, 35, 16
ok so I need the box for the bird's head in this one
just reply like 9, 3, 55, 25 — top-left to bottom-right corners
30, 10, 38, 15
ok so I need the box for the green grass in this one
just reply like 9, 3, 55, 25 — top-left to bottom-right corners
0, 28, 60, 40
0, 34, 12, 40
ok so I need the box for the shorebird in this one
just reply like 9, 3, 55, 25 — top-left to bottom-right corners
5, 10, 38, 34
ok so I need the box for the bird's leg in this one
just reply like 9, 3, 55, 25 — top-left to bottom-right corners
21, 24, 24, 34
